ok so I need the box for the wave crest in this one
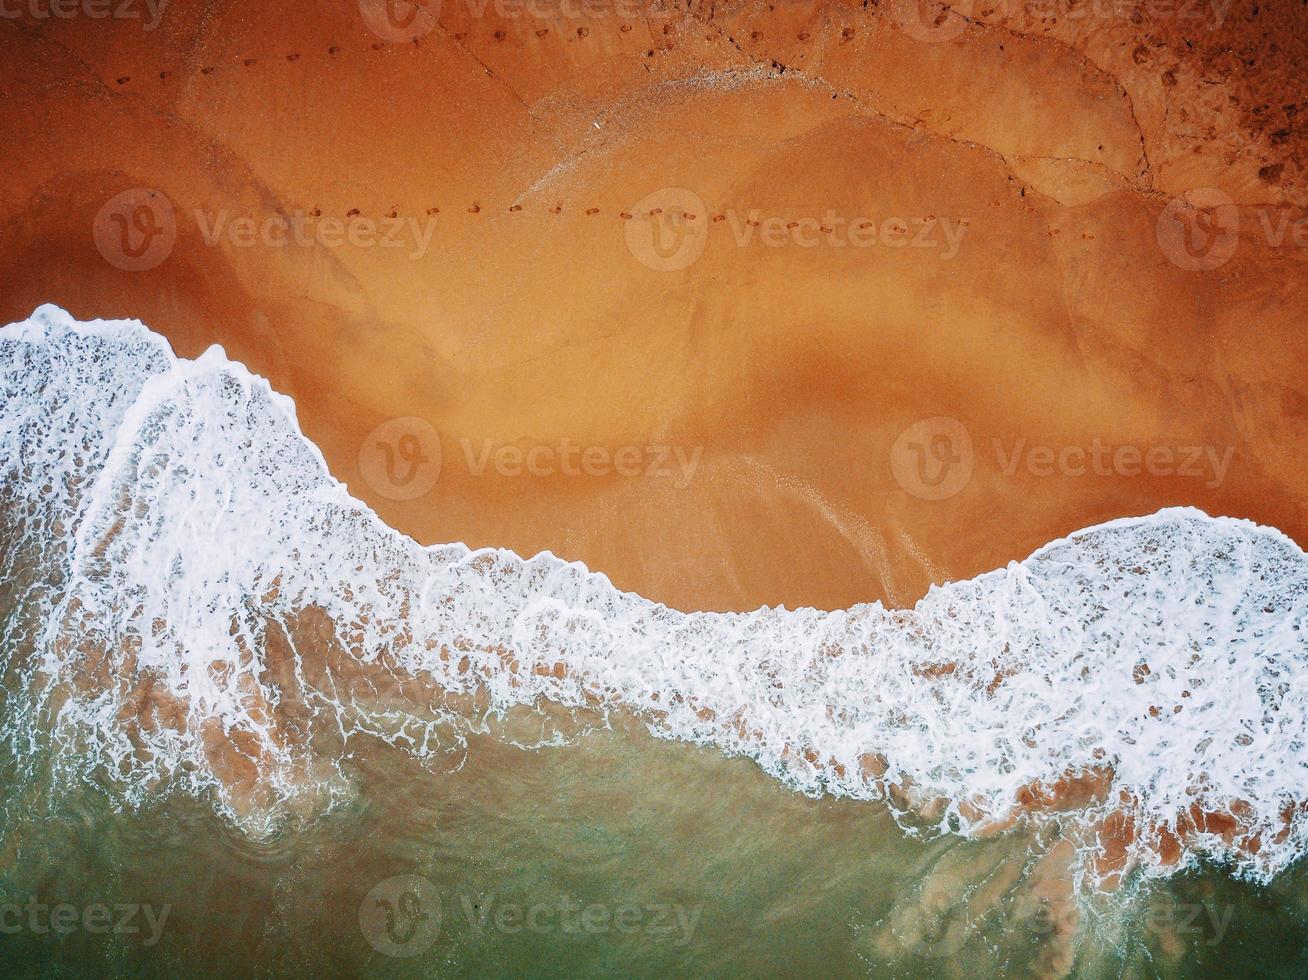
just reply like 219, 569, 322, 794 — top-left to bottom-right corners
2, 305, 1306, 886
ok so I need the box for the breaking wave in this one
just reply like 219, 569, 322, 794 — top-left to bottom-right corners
2, 305, 1306, 887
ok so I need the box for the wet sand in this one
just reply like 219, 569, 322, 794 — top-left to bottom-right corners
1, 1, 1306, 613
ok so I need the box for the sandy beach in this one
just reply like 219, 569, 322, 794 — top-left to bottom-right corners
3, 4, 1308, 977
2, 0, 1305, 614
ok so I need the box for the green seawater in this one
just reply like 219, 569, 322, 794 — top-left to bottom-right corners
0, 715, 1305, 978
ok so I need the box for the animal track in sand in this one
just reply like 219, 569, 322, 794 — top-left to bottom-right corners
102, 7, 847, 95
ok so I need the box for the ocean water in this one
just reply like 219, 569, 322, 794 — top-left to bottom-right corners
1, 305, 1306, 976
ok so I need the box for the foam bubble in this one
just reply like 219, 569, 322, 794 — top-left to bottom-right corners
2, 306, 1306, 883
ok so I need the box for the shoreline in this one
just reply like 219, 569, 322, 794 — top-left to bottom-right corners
4, 2, 1308, 974
19, 297, 1308, 622
7, 303, 1307, 890
2, 2, 1306, 613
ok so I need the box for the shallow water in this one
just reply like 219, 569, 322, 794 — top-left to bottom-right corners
1, 718, 1306, 977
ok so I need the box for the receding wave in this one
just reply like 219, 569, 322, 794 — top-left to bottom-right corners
2, 305, 1306, 890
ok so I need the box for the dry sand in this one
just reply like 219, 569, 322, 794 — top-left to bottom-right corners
1, 0, 1305, 612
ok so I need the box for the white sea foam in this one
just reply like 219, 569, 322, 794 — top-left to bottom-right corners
2, 305, 1306, 884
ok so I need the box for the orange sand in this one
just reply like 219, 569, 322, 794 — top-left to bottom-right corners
1, 0, 1305, 613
